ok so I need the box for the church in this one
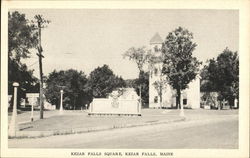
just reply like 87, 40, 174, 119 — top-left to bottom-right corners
148, 33, 200, 109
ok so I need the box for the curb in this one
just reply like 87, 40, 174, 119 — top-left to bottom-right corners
9, 117, 186, 139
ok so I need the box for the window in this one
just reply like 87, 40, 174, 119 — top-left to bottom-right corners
154, 96, 158, 103
183, 99, 187, 105
154, 68, 158, 75
154, 46, 158, 52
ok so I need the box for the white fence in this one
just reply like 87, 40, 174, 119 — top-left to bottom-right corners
89, 98, 141, 115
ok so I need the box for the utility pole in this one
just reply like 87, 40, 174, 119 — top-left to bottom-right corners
33, 15, 50, 119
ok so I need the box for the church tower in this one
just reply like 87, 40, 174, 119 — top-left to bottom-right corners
148, 33, 201, 109
149, 33, 164, 108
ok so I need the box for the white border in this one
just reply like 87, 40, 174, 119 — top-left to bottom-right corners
1, 0, 249, 158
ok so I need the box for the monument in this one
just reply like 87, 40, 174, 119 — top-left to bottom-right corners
88, 88, 141, 116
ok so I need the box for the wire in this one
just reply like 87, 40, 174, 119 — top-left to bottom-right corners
28, 60, 39, 67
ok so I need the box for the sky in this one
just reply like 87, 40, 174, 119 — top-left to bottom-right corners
13, 9, 239, 79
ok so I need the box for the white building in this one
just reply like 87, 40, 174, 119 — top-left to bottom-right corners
149, 33, 200, 109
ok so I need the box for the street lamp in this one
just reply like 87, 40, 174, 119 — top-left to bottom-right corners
59, 89, 64, 115
9, 82, 19, 137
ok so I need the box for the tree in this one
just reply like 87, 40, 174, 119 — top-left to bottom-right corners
202, 48, 239, 108
161, 27, 201, 109
8, 59, 39, 108
86, 65, 126, 98
8, 11, 38, 62
8, 11, 39, 108
123, 46, 150, 104
45, 69, 89, 110
126, 71, 149, 107
200, 62, 217, 92
152, 80, 167, 108
123, 47, 150, 72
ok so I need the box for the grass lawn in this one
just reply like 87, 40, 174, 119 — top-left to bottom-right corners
15, 108, 238, 132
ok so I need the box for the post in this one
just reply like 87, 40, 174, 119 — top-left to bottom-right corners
33, 15, 50, 119
31, 100, 34, 122
9, 82, 19, 137
36, 16, 44, 119
234, 98, 238, 109
59, 89, 64, 115
179, 91, 185, 117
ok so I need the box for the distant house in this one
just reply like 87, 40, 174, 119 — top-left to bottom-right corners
200, 92, 219, 109
148, 33, 200, 109
200, 92, 235, 109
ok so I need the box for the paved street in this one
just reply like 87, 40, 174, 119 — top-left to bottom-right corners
9, 113, 238, 149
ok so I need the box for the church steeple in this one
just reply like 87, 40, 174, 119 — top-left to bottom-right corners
150, 32, 163, 44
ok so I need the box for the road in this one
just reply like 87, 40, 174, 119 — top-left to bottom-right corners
9, 115, 238, 149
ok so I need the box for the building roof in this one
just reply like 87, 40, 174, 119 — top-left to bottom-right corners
150, 32, 163, 44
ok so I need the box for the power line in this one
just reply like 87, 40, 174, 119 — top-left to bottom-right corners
27, 60, 39, 67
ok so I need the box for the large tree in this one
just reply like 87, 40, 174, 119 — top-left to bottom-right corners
45, 69, 89, 110
200, 61, 217, 92
123, 46, 150, 103
8, 11, 39, 107
8, 11, 38, 62
86, 65, 126, 98
201, 48, 239, 108
162, 27, 201, 109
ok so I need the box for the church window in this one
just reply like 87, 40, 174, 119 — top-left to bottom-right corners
183, 99, 187, 105
154, 96, 158, 103
154, 68, 158, 75
154, 45, 159, 52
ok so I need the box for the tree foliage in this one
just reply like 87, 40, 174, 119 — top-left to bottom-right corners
8, 11, 39, 108
86, 65, 126, 98
126, 71, 149, 105
45, 69, 89, 109
123, 46, 151, 105
8, 11, 38, 62
161, 27, 201, 108
200, 48, 239, 107
123, 46, 150, 72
